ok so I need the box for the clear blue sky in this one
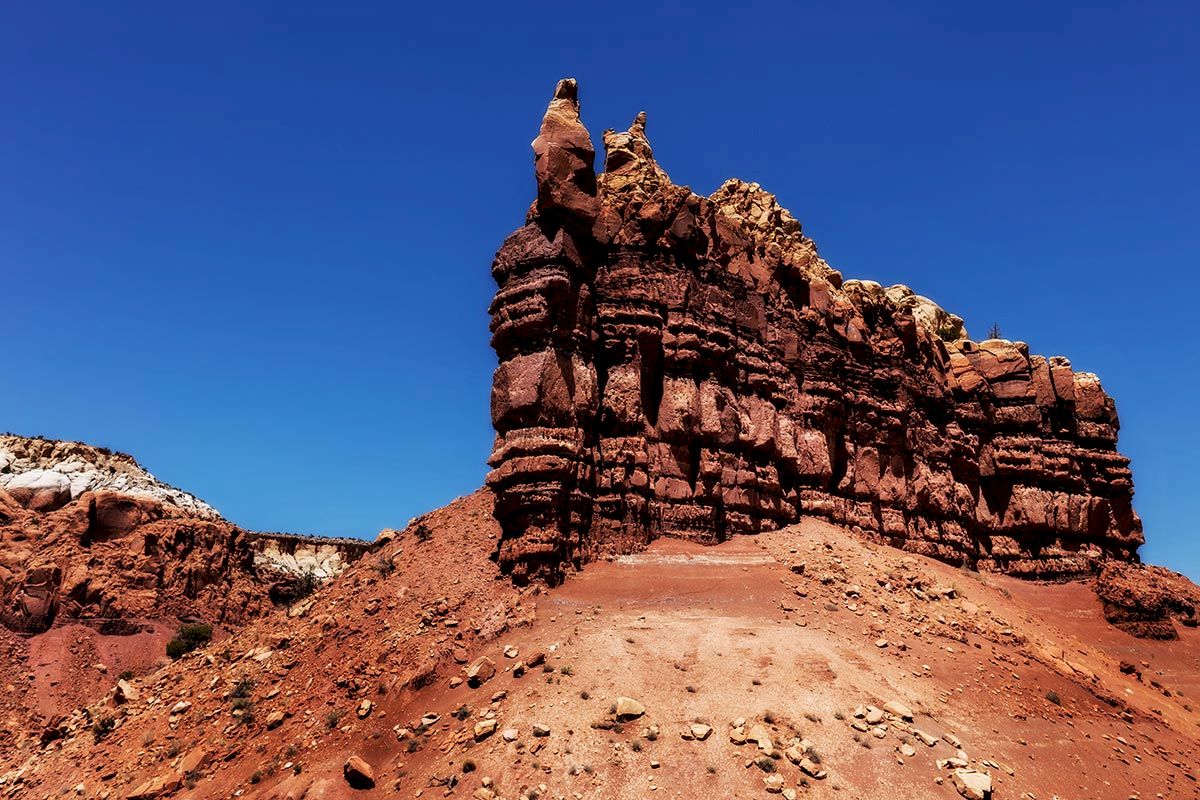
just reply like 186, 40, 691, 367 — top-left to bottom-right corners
3, 2, 1197, 579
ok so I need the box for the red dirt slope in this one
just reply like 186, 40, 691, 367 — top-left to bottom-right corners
6, 489, 1197, 799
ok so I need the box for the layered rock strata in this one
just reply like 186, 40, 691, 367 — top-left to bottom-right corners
486, 79, 1142, 585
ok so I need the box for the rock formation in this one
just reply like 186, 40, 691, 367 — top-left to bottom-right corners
0, 434, 369, 633
0, 434, 219, 518
487, 79, 1142, 585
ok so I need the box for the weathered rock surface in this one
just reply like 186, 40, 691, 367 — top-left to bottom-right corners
1094, 561, 1200, 639
487, 79, 1143, 585
0, 487, 272, 633
0, 434, 369, 633
1, 434, 219, 517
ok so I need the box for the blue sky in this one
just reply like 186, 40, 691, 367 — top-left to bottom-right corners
2, 2, 1197, 579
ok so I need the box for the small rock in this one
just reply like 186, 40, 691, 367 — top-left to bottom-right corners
473, 719, 498, 740
615, 696, 645, 720
951, 768, 992, 800
467, 657, 497, 686
913, 728, 939, 746
343, 755, 375, 789
883, 701, 914, 721
532, 723, 551, 737
689, 723, 712, 741
115, 679, 139, 704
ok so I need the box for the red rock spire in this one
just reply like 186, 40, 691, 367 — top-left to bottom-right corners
531, 78, 598, 224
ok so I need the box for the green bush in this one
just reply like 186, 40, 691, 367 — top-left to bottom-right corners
166, 623, 213, 660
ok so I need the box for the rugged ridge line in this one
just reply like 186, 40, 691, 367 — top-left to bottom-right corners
486, 78, 1142, 585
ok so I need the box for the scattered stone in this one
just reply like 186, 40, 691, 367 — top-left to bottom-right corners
467, 657, 497, 686
615, 696, 645, 719
746, 723, 773, 752
474, 719, 498, 740
532, 723, 551, 737
913, 728, 940, 746
115, 679, 139, 704
126, 772, 182, 800
177, 746, 209, 775
951, 768, 992, 800
357, 699, 373, 718
503, 645, 519, 658
883, 701, 914, 721
502, 728, 519, 742
266, 710, 286, 730
343, 755, 375, 789
764, 774, 785, 793
688, 723, 712, 741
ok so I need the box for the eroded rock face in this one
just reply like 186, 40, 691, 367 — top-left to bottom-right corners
487, 79, 1142, 585
1094, 562, 1199, 639
0, 435, 370, 633
0, 489, 268, 633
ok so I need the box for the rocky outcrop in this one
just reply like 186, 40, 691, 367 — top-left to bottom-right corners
0, 434, 218, 518
487, 79, 1142, 585
247, 531, 370, 579
0, 435, 370, 633
0, 488, 267, 633
1094, 562, 1199, 639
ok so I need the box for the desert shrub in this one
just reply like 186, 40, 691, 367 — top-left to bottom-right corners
92, 716, 116, 742
166, 623, 212, 660
413, 522, 432, 542
373, 554, 395, 577
291, 570, 320, 600
1046, 690, 1062, 705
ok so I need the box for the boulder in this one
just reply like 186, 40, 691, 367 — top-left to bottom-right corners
343, 756, 375, 789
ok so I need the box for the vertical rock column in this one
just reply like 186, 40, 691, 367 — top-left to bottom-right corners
486, 80, 599, 584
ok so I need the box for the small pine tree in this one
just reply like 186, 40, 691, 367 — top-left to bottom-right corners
987, 322, 1003, 340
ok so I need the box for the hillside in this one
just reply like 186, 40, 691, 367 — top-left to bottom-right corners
5, 489, 1197, 799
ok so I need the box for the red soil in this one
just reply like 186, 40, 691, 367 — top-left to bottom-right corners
4, 492, 1197, 800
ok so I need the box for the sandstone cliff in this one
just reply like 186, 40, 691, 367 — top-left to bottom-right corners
487, 79, 1142, 585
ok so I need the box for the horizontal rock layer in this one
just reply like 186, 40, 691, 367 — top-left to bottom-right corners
486, 79, 1142, 585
